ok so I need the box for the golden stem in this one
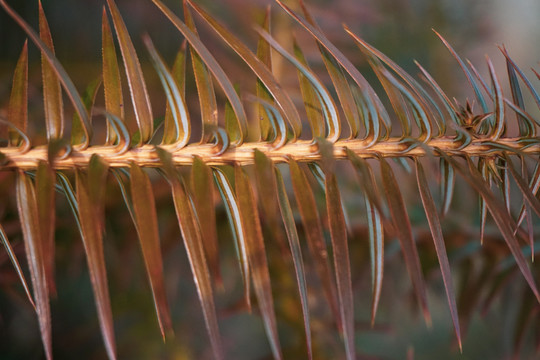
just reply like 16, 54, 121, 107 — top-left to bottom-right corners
1, 137, 538, 170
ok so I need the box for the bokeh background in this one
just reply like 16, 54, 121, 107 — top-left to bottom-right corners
0, 0, 539, 359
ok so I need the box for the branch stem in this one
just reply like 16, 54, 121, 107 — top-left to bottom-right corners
1, 137, 538, 170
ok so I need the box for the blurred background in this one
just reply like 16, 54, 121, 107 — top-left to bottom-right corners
0, 0, 539, 359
